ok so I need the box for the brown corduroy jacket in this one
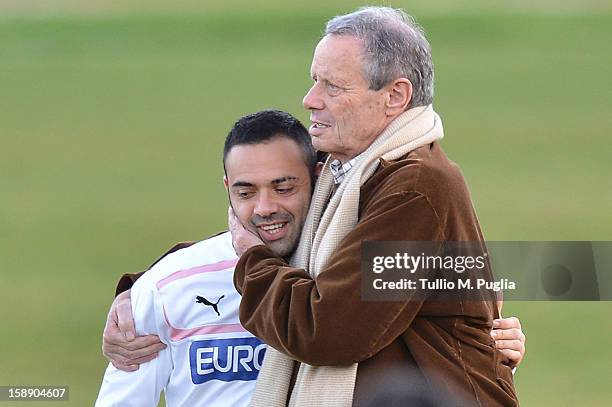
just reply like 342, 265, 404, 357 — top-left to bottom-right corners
233, 142, 518, 407
116, 143, 518, 406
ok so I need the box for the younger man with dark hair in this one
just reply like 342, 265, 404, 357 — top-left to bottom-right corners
95, 110, 316, 406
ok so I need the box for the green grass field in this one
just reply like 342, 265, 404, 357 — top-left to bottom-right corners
1, 1, 611, 405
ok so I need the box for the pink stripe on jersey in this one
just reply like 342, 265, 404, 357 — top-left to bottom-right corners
156, 258, 238, 289
170, 323, 247, 341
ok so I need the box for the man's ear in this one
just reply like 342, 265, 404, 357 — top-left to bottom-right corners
385, 78, 412, 116
315, 162, 324, 176
223, 175, 229, 190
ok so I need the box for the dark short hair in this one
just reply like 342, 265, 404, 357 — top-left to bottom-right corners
223, 109, 317, 180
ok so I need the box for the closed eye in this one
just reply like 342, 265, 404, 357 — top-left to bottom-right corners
235, 190, 255, 199
311, 75, 342, 92
276, 187, 294, 194
326, 81, 344, 95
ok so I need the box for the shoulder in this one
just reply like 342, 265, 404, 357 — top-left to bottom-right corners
133, 232, 237, 292
364, 142, 471, 206
130, 232, 240, 336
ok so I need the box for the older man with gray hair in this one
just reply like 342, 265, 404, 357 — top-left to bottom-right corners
230, 6, 519, 406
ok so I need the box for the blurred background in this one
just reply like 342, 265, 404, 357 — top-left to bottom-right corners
1, 0, 611, 405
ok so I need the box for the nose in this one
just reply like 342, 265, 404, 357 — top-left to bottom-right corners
303, 82, 324, 110
254, 190, 279, 218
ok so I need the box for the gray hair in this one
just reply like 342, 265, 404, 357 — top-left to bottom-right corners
325, 6, 434, 107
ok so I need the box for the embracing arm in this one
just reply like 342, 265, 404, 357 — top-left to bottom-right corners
96, 280, 172, 406
234, 191, 440, 365
234, 186, 527, 367
102, 241, 196, 371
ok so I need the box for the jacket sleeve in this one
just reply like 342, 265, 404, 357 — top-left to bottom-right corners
234, 190, 444, 366
96, 275, 172, 406
114, 241, 197, 296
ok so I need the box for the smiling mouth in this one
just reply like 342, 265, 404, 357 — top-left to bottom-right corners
312, 121, 331, 129
257, 222, 287, 235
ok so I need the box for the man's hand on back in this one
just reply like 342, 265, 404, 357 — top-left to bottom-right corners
492, 316, 526, 368
102, 289, 166, 371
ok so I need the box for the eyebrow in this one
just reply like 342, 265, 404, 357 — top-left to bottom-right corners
313, 71, 348, 87
231, 176, 298, 188
271, 176, 298, 185
231, 181, 254, 188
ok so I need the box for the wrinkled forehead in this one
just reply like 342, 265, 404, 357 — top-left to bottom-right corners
314, 34, 365, 57
311, 34, 367, 79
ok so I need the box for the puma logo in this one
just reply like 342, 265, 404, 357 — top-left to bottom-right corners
195, 295, 225, 316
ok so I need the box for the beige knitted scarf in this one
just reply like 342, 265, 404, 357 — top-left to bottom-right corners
248, 105, 444, 406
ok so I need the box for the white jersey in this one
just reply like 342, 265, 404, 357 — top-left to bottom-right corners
95, 232, 266, 407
